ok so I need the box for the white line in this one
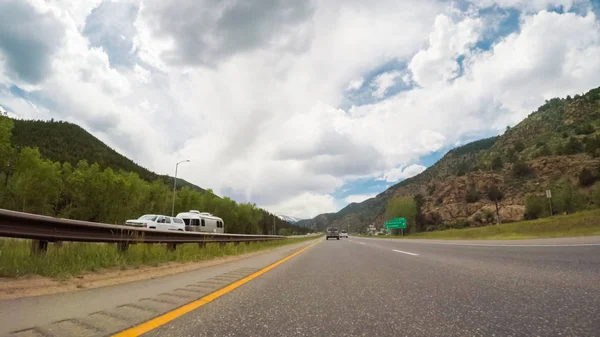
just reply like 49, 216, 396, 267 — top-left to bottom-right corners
361, 238, 600, 247
392, 249, 418, 256
358, 242, 365, 245
420, 243, 600, 247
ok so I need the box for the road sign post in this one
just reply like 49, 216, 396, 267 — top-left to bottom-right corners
546, 189, 553, 216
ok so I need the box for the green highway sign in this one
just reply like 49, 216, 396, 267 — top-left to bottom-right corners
385, 217, 406, 229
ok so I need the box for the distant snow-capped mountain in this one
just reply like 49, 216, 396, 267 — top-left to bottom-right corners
277, 215, 304, 224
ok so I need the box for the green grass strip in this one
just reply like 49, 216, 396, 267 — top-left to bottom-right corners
0, 236, 320, 279
365, 210, 600, 240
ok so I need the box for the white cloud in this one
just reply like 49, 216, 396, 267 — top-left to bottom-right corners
381, 165, 427, 182
345, 193, 377, 203
1, 1, 599, 219
265, 192, 337, 219
371, 71, 402, 98
346, 77, 364, 91
408, 13, 483, 87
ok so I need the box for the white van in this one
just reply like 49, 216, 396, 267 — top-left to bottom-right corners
176, 210, 225, 233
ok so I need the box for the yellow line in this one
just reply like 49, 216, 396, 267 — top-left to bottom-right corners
112, 241, 319, 337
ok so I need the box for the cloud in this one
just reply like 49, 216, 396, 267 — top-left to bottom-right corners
345, 193, 377, 203
83, 1, 140, 68
1, 1, 600, 220
0, 0, 65, 84
371, 71, 402, 98
471, 0, 579, 12
264, 192, 337, 219
346, 77, 364, 91
138, 0, 316, 66
408, 13, 482, 87
381, 165, 427, 182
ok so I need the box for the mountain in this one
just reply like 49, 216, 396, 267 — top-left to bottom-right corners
9, 119, 205, 192
277, 214, 304, 224
300, 86, 600, 233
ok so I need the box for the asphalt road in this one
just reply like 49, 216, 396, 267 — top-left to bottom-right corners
146, 236, 600, 337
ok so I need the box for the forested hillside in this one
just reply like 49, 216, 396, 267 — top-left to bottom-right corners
10, 119, 204, 193
299, 86, 600, 233
0, 116, 307, 235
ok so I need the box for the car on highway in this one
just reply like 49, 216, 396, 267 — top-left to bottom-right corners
125, 214, 185, 231
326, 227, 340, 240
340, 230, 348, 238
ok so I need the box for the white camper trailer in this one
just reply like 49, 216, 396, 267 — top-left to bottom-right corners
176, 210, 225, 233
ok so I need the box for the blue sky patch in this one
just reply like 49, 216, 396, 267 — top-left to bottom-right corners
341, 59, 414, 110
475, 7, 521, 51
8, 85, 58, 111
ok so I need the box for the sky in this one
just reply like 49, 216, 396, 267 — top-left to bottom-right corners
1, 0, 599, 219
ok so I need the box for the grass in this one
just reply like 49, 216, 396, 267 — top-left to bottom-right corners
369, 209, 600, 240
0, 236, 320, 279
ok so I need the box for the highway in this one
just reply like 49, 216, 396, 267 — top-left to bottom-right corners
2, 236, 599, 337
146, 236, 600, 337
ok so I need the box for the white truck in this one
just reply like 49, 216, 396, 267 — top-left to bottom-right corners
125, 214, 185, 231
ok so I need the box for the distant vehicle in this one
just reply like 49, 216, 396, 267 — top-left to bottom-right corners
176, 210, 225, 233
326, 227, 340, 240
125, 214, 185, 231
340, 230, 348, 238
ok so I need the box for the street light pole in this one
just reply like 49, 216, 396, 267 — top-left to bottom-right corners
171, 160, 190, 216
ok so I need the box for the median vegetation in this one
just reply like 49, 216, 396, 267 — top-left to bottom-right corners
405, 209, 600, 240
0, 236, 318, 279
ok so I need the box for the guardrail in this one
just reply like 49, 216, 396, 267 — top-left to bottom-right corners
0, 209, 285, 254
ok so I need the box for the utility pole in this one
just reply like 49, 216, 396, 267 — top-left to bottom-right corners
171, 160, 190, 216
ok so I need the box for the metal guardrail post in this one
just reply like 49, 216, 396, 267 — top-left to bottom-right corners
30, 240, 48, 255
116, 242, 129, 253
166, 243, 178, 252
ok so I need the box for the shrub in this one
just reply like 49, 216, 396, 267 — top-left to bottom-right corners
465, 186, 480, 203
506, 148, 517, 163
579, 168, 596, 187
551, 180, 588, 214
491, 156, 503, 170
524, 194, 550, 220
514, 141, 525, 152
427, 184, 435, 196
538, 144, 552, 157
450, 221, 467, 229
555, 143, 564, 155
483, 209, 495, 223
583, 135, 600, 156
563, 137, 583, 155
455, 161, 469, 176
512, 160, 531, 177
594, 182, 600, 207
575, 123, 595, 135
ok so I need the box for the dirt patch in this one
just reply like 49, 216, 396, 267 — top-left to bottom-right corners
0, 246, 288, 300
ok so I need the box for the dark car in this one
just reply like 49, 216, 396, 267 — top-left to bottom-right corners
326, 227, 340, 240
